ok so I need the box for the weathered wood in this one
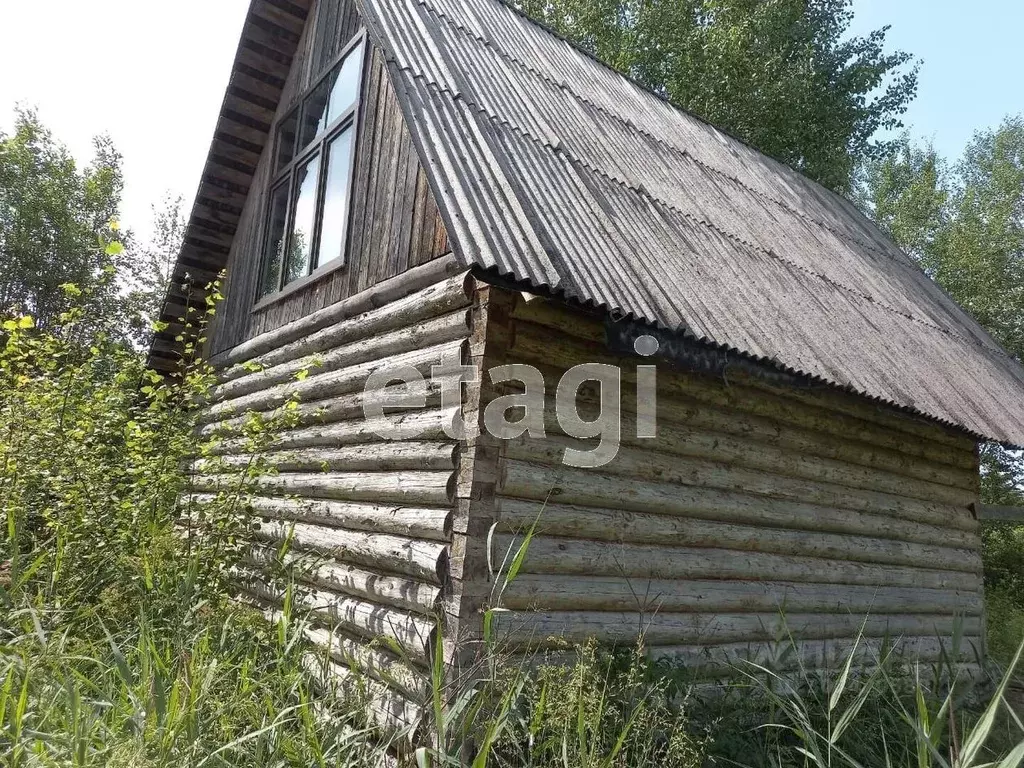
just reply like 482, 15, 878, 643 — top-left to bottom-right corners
201, 376, 458, 440
201, 334, 466, 424
506, 390, 978, 494
250, 518, 449, 583
499, 459, 976, 535
504, 427, 973, 509
196, 441, 458, 475
211, 308, 469, 403
210, 44, 453, 355
237, 569, 436, 660
247, 545, 442, 615
508, 316, 977, 471
499, 574, 982, 616
260, 606, 429, 698
216, 272, 471, 384
972, 503, 1024, 523
646, 635, 983, 673
491, 610, 982, 648
496, 494, 977, 552
494, 499, 979, 572
511, 298, 974, 452
304, 654, 422, 734
191, 492, 452, 541
490, 534, 982, 592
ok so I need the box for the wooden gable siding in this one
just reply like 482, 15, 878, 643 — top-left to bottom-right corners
450, 288, 985, 675
210, 0, 450, 356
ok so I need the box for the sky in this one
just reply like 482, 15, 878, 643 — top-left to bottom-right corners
1, 0, 1022, 241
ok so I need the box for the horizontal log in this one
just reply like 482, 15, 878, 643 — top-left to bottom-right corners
506, 391, 977, 497
237, 570, 436, 661
211, 254, 463, 369
260, 607, 429, 700
499, 458, 976, 533
190, 493, 452, 541
247, 546, 442, 616
192, 469, 454, 507
972, 503, 1024, 523
217, 270, 471, 384
303, 654, 422, 735
206, 405, 460, 453
250, 519, 448, 584
490, 534, 983, 592
498, 574, 983, 616
196, 441, 458, 474
510, 299, 974, 452
646, 635, 983, 674
200, 337, 466, 425
491, 610, 982, 648
211, 308, 470, 403
495, 498, 980, 570
508, 317, 976, 469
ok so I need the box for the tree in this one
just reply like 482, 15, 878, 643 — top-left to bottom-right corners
0, 108, 126, 330
860, 116, 1024, 507
516, 0, 919, 193
122, 194, 187, 341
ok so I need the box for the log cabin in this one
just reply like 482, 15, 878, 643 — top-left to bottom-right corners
149, 0, 1024, 729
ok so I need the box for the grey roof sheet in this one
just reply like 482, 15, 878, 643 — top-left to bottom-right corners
361, 0, 1024, 445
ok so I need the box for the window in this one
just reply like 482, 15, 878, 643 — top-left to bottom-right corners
258, 35, 365, 301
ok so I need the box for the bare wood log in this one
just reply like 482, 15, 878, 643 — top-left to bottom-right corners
259, 606, 430, 699
201, 336, 466, 425
202, 373, 460, 440
190, 492, 451, 542
508, 318, 976, 467
490, 534, 983, 592
303, 654, 422, 734
250, 519, 448, 584
512, 392, 978, 497
217, 270, 472, 383
192, 469, 454, 507
206, 405, 460, 454
498, 492, 976, 551
510, 301, 974, 452
495, 498, 980, 568
196, 442, 458, 475
647, 635, 983, 673
491, 609, 982, 648
211, 308, 470, 404
247, 545, 443, 616
211, 254, 464, 369
499, 460, 975, 541
505, 431, 973, 515
498, 574, 983, 616
237, 569, 436, 661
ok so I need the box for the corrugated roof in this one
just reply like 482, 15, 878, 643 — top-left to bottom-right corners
359, 0, 1024, 446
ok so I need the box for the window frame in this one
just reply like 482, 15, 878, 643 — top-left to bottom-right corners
253, 30, 368, 311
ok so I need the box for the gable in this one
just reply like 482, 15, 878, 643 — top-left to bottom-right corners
148, 0, 449, 368
359, 0, 1024, 447
153, 0, 1024, 448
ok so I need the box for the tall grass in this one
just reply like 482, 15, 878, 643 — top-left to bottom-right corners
3, 290, 1024, 766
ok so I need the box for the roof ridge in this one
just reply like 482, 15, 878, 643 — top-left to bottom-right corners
399, 65, 1011, 362
419, 0, 905, 266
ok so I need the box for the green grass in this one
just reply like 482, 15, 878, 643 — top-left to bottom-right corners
3, 293, 1024, 766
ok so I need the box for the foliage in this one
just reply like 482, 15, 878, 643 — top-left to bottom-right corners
0, 108, 125, 332
515, 0, 919, 192
860, 116, 1024, 512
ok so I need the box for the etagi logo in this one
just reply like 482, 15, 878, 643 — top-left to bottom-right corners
362, 335, 661, 468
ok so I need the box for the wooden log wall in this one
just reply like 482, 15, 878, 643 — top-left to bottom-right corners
194, 261, 472, 733
477, 290, 985, 672
209, 0, 450, 355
